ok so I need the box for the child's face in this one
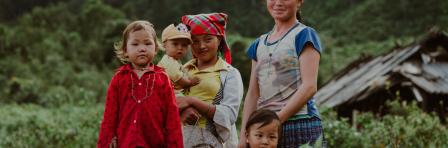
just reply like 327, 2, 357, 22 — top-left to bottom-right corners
246, 121, 280, 148
125, 29, 156, 68
163, 38, 190, 60
191, 34, 220, 63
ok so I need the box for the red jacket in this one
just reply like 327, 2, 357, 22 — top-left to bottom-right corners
97, 64, 183, 148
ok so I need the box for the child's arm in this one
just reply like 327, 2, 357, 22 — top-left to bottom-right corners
163, 75, 184, 148
180, 107, 201, 125
176, 76, 200, 88
97, 75, 120, 148
238, 61, 260, 148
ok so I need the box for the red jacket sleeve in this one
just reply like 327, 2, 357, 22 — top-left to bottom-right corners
162, 74, 184, 148
97, 74, 120, 148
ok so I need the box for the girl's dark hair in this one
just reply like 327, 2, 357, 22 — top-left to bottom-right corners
245, 109, 282, 147
296, 10, 303, 22
245, 109, 281, 131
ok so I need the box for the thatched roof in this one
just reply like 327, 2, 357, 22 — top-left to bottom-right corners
315, 31, 448, 108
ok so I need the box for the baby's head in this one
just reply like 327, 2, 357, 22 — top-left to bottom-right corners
161, 23, 192, 60
245, 109, 282, 148
115, 20, 159, 66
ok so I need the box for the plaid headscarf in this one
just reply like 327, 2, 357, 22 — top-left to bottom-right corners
182, 13, 232, 64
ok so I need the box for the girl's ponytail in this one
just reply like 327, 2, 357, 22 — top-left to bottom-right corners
296, 0, 304, 23
296, 10, 303, 23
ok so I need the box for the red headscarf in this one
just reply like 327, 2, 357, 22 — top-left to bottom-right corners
182, 13, 232, 64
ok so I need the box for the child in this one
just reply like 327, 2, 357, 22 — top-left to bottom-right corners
158, 23, 200, 96
177, 13, 244, 147
245, 109, 282, 148
97, 20, 183, 148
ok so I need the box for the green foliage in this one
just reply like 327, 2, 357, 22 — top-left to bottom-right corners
1, 0, 447, 147
0, 0, 62, 22
2, 101, 446, 147
226, 34, 254, 89
0, 104, 103, 147
115, 0, 273, 37
322, 100, 448, 147
0, 0, 125, 107
304, 0, 448, 43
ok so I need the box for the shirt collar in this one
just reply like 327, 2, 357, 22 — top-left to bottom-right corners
184, 58, 228, 72
117, 63, 155, 73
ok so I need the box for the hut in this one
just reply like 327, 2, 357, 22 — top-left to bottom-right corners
315, 30, 448, 122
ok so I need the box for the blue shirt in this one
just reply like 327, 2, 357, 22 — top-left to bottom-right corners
246, 23, 323, 118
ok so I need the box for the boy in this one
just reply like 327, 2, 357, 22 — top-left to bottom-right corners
158, 23, 200, 96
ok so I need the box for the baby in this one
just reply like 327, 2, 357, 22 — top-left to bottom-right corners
158, 23, 200, 96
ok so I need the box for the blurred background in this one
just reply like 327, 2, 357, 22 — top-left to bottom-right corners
1, 0, 447, 147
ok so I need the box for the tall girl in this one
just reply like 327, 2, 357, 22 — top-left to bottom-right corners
239, 0, 324, 147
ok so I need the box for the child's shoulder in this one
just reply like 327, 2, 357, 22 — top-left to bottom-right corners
153, 65, 165, 73
114, 64, 132, 74
153, 65, 170, 78
111, 64, 169, 77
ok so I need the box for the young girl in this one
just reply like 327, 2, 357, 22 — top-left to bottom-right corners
245, 109, 282, 148
176, 13, 244, 148
239, 0, 324, 147
97, 20, 183, 148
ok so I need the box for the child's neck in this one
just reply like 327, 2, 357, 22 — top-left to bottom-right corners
132, 63, 151, 79
170, 56, 180, 61
197, 57, 218, 70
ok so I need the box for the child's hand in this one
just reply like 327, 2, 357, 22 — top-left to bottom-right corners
177, 76, 200, 88
176, 96, 191, 110
189, 77, 200, 86
237, 141, 247, 148
180, 107, 201, 125
109, 136, 117, 148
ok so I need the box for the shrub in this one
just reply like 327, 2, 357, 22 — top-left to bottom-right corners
321, 100, 448, 147
0, 104, 103, 147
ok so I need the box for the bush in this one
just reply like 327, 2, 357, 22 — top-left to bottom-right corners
0, 104, 103, 147
321, 100, 448, 147
0, 0, 124, 107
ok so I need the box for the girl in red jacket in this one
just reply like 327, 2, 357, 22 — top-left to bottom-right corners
97, 20, 183, 148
